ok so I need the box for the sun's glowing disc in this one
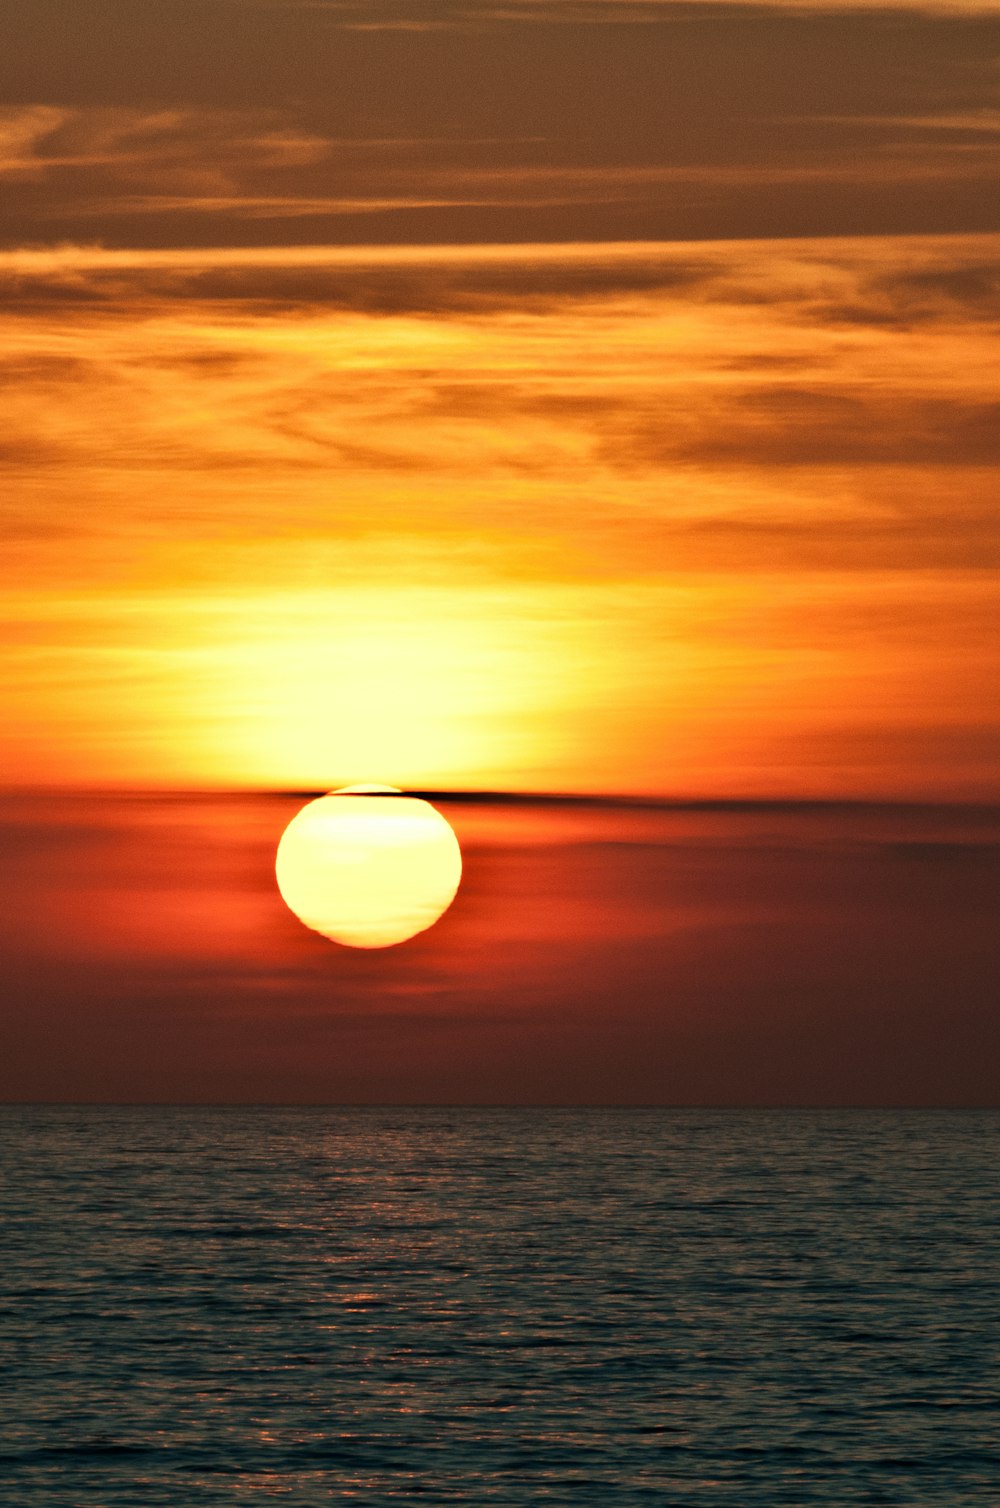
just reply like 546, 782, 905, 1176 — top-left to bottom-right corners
275, 785, 462, 948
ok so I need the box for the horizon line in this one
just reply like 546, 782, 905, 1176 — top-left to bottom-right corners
2, 1101, 998, 1112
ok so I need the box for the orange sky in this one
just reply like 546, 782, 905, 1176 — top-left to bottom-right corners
4, 0, 1000, 798
4, 791, 998, 1103
3, 0, 1000, 1107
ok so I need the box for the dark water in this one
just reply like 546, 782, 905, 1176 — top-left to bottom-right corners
2, 1108, 998, 1505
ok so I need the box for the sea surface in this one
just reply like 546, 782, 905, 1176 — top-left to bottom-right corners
2, 1107, 998, 1505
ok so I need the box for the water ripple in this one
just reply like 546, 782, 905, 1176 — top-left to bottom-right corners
1, 1107, 998, 1504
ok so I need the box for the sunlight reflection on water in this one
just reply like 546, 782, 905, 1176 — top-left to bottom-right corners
2, 1107, 999, 1504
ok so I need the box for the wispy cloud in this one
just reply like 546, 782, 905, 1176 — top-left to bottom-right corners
0, 104, 331, 186
3, 0, 998, 244
62, 195, 503, 219
2, 234, 998, 541
0, 105, 72, 176
236, 0, 1000, 17
4, 0, 1000, 800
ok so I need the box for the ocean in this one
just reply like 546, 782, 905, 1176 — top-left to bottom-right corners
2, 1107, 998, 1504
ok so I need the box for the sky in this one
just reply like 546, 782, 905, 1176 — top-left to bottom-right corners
3, 793, 999, 1104
4, 0, 1000, 796
2, 0, 999, 1102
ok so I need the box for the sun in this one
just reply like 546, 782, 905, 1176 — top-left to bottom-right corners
275, 785, 463, 948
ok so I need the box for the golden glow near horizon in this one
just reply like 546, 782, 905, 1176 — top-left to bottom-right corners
3, 235, 1000, 798
275, 786, 463, 948
3, 0, 1000, 804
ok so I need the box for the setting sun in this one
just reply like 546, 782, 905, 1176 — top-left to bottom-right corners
274, 785, 463, 948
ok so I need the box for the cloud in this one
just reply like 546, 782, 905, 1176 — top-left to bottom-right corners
3, 0, 999, 244
854, 263, 1000, 322
815, 111, 1000, 134
2, 233, 1000, 598
3, 225, 999, 822
0, 105, 71, 176
9, 123, 999, 235
7, 233, 999, 320
237, 0, 1000, 17
0, 105, 332, 201
2, 238, 998, 462
0, 238, 723, 311
65, 194, 496, 219
602, 388, 1000, 467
